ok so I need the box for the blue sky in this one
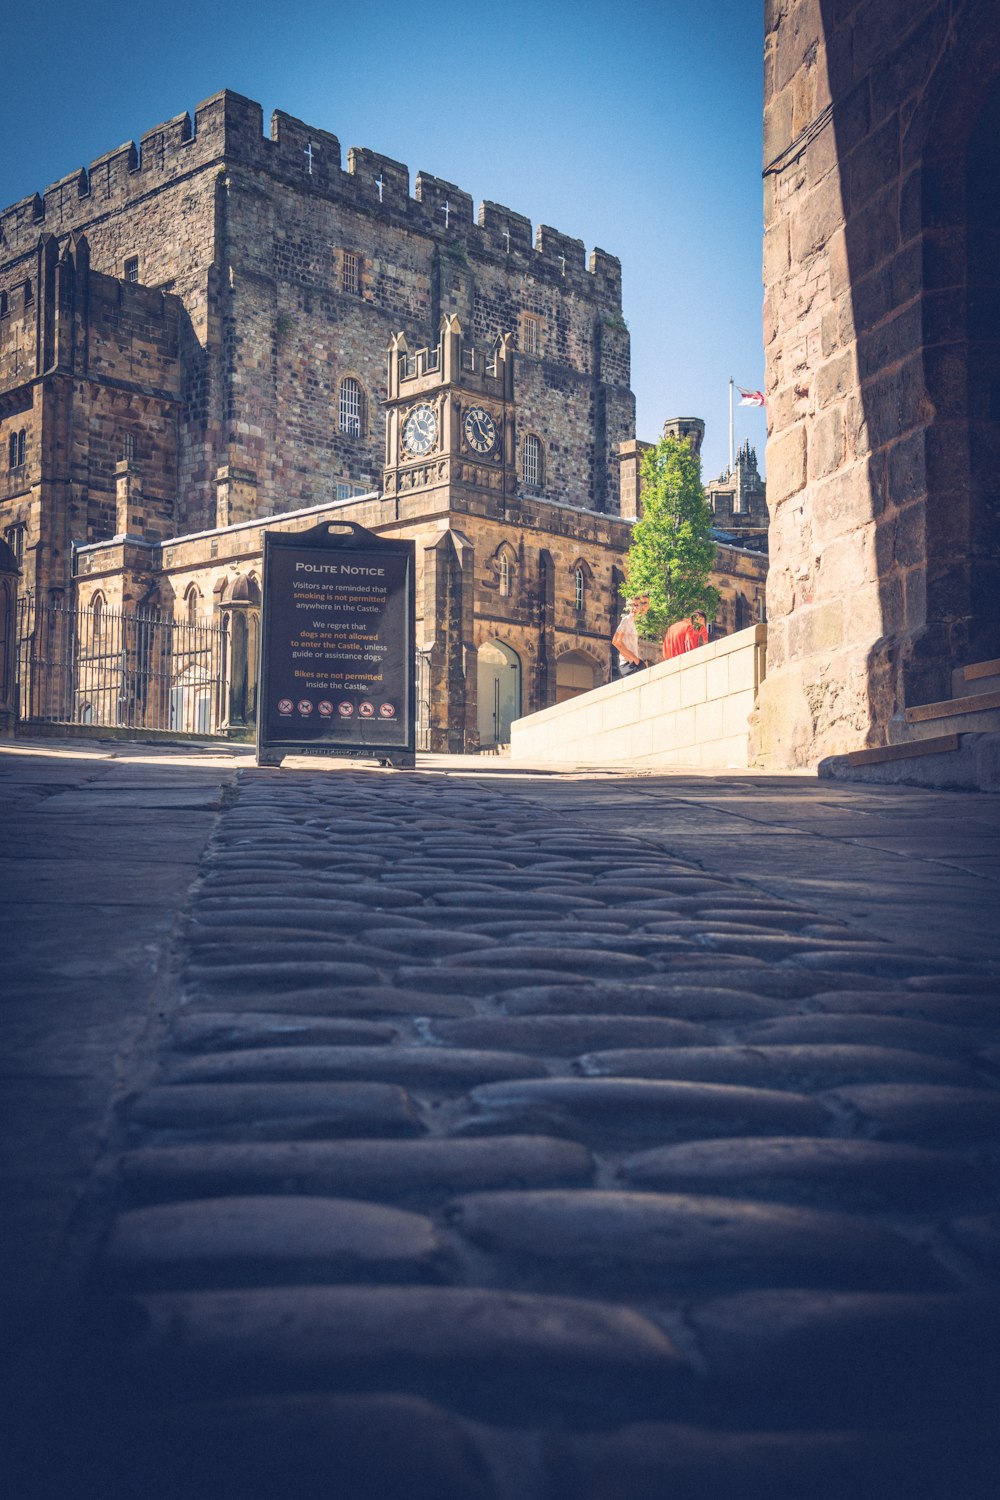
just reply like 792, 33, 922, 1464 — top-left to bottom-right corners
3, 0, 767, 481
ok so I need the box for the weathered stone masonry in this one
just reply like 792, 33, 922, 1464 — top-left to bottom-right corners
755, 0, 1000, 767
0, 90, 634, 604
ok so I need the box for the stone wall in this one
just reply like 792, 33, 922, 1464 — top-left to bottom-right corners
510, 624, 768, 769
755, 0, 1000, 767
0, 240, 182, 599
1, 90, 634, 561
75, 487, 632, 743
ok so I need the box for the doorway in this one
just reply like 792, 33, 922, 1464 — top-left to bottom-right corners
477, 639, 521, 747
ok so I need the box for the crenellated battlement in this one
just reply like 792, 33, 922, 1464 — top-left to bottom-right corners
0, 89, 622, 303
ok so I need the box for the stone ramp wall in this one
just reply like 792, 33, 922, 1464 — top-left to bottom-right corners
510, 624, 767, 769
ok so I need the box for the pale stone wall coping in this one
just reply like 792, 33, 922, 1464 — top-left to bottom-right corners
510, 625, 766, 770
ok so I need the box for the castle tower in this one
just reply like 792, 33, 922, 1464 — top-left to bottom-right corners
661, 417, 705, 455
382, 315, 516, 512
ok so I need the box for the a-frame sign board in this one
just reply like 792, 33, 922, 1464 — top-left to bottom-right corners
257, 519, 416, 768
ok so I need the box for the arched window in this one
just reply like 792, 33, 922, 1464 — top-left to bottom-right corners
3, 522, 24, 566
339, 377, 364, 437
17, 430, 25, 467
184, 586, 200, 627
522, 433, 543, 490
0, 291, 8, 317
92, 592, 105, 643
23, 279, 32, 305
499, 552, 511, 597
8, 430, 25, 469
574, 567, 585, 611
8, 434, 16, 471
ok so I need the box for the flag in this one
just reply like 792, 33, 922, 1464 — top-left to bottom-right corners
738, 386, 766, 407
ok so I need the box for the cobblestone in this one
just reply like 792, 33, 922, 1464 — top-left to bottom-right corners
687, 1289, 1000, 1424
429, 1015, 715, 1053
826, 1083, 1000, 1141
164, 1045, 549, 1087
737, 1012, 985, 1053
448, 1189, 947, 1292
462, 1077, 831, 1141
619, 1136, 995, 1208
169, 1013, 398, 1051
577, 1043, 974, 1087
91, 1394, 499, 1500
499, 983, 787, 1019
125, 1082, 424, 1140
544, 1422, 999, 1500
100, 1285, 687, 1421
120, 1136, 594, 1203
100, 1196, 445, 1289
5, 744, 1000, 1499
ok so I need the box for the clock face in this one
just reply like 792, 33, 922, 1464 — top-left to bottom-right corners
402, 403, 438, 456
463, 405, 498, 455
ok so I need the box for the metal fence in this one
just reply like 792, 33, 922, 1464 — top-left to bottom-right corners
16, 595, 227, 734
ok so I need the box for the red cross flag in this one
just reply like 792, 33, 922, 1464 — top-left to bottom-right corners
738, 386, 766, 407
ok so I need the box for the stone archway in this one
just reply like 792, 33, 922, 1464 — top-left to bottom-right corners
554, 649, 599, 704
477, 639, 521, 747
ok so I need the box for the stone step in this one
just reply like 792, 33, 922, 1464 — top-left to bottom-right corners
952, 657, 1000, 697
838, 734, 960, 769
904, 688, 1000, 728
823, 728, 1000, 790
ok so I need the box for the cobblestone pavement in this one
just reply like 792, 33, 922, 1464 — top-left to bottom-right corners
4, 746, 1000, 1498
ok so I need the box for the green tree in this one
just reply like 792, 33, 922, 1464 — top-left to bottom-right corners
623, 434, 719, 639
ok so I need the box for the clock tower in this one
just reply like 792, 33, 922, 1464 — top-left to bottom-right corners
381, 316, 520, 752
383, 315, 515, 511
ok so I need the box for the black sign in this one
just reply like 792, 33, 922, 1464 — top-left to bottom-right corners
257, 519, 415, 767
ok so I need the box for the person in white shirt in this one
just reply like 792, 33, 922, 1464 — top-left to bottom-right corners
612, 594, 650, 677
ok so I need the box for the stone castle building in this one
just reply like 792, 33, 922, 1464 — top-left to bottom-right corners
756, 0, 1000, 783
0, 90, 638, 749
705, 440, 769, 550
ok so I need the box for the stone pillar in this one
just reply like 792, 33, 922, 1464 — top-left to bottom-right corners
215, 465, 258, 529
423, 529, 476, 752
0, 537, 20, 736
115, 460, 141, 537
617, 440, 651, 521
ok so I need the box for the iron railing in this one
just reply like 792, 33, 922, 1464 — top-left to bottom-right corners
16, 595, 227, 734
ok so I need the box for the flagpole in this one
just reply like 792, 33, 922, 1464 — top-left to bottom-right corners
728, 378, 734, 473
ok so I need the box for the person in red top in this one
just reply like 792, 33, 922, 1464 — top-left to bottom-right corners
663, 610, 709, 660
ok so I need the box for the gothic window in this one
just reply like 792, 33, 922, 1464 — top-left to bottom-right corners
522, 433, 543, 490
341, 251, 361, 296
499, 552, 511, 597
8, 430, 25, 469
184, 585, 200, 627
521, 315, 540, 355
8, 433, 16, 470
122, 432, 136, 462
339, 377, 364, 438
124, 257, 139, 284
574, 567, 585, 612
0, 291, 7, 317
91, 592, 105, 643
3, 522, 24, 566
23, 279, 32, 305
